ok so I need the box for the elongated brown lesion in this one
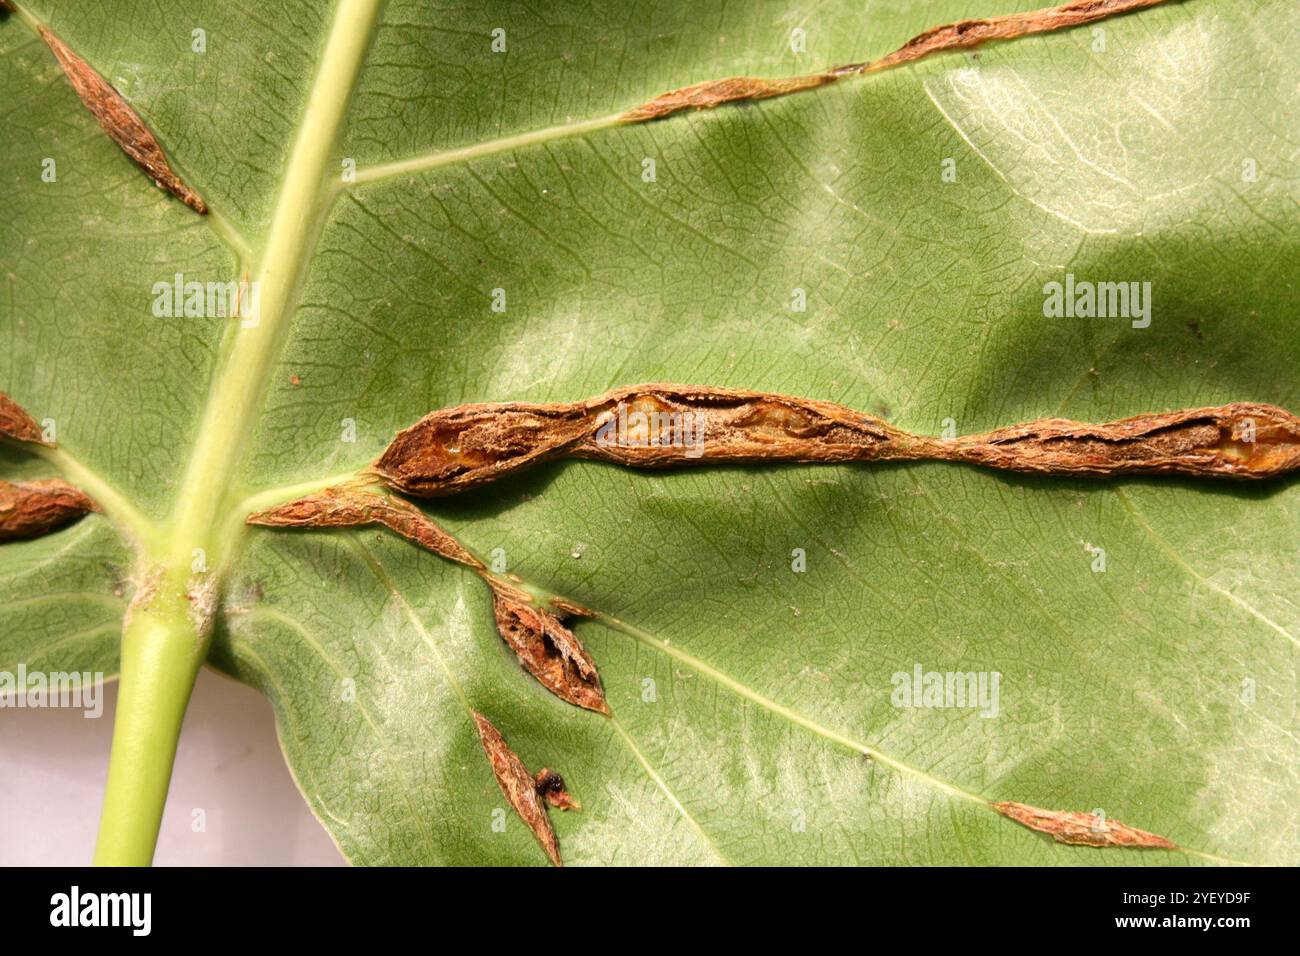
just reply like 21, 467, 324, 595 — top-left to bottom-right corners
622, 73, 834, 123
856, 0, 1170, 74
0, 393, 97, 541
372, 383, 931, 497
0, 478, 97, 542
0, 391, 52, 446
248, 485, 609, 714
370, 384, 1300, 497
620, 0, 1170, 123
953, 403, 1300, 478
490, 580, 607, 714
473, 712, 576, 866
246, 483, 483, 569
992, 801, 1176, 849
37, 25, 207, 213
373, 401, 594, 497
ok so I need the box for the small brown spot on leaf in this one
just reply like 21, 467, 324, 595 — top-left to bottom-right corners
0, 392, 52, 446
992, 801, 1176, 849
473, 712, 565, 867
0, 478, 96, 542
289, 374, 301, 386
39, 26, 207, 214
492, 582, 608, 715
534, 768, 581, 812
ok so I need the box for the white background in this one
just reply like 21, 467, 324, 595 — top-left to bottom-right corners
0, 668, 345, 865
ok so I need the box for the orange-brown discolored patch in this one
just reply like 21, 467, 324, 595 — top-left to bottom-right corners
0, 478, 97, 542
372, 401, 593, 497
248, 486, 610, 713
0, 392, 51, 446
549, 595, 596, 619
992, 801, 1176, 849
374, 383, 918, 497
861, 0, 1170, 74
621, 73, 832, 122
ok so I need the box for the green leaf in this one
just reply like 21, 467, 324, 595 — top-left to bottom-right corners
2, 0, 1296, 865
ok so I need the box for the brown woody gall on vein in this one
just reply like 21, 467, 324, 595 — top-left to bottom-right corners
373, 399, 596, 497
0, 392, 52, 446
372, 384, 1300, 497
622, 73, 832, 123
371, 383, 930, 497
992, 801, 1176, 849
620, 0, 1170, 122
0, 478, 97, 542
38, 26, 207, 214
855, 0, 1170, 74
473, 712, 569, 866
951, 402, 1300, 478
491, 580, 608, 715
248, 486, 608, 714
246, 485, 483, 570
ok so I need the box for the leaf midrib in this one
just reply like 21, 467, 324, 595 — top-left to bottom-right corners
167, 0, 385, 580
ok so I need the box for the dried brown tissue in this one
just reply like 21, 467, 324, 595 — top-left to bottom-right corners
0, 391, 52, 446
245, 484, 483, 570
370, 384, 1300, 498
490, 581, 608, 714
0, 393, 97, 541
473, 712, 577, 866
37, 26, 207, 213
0, 478, 97, 542
247, 486, 608, 714
992, 801, 1177, 849
621, 0, 1171, 122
